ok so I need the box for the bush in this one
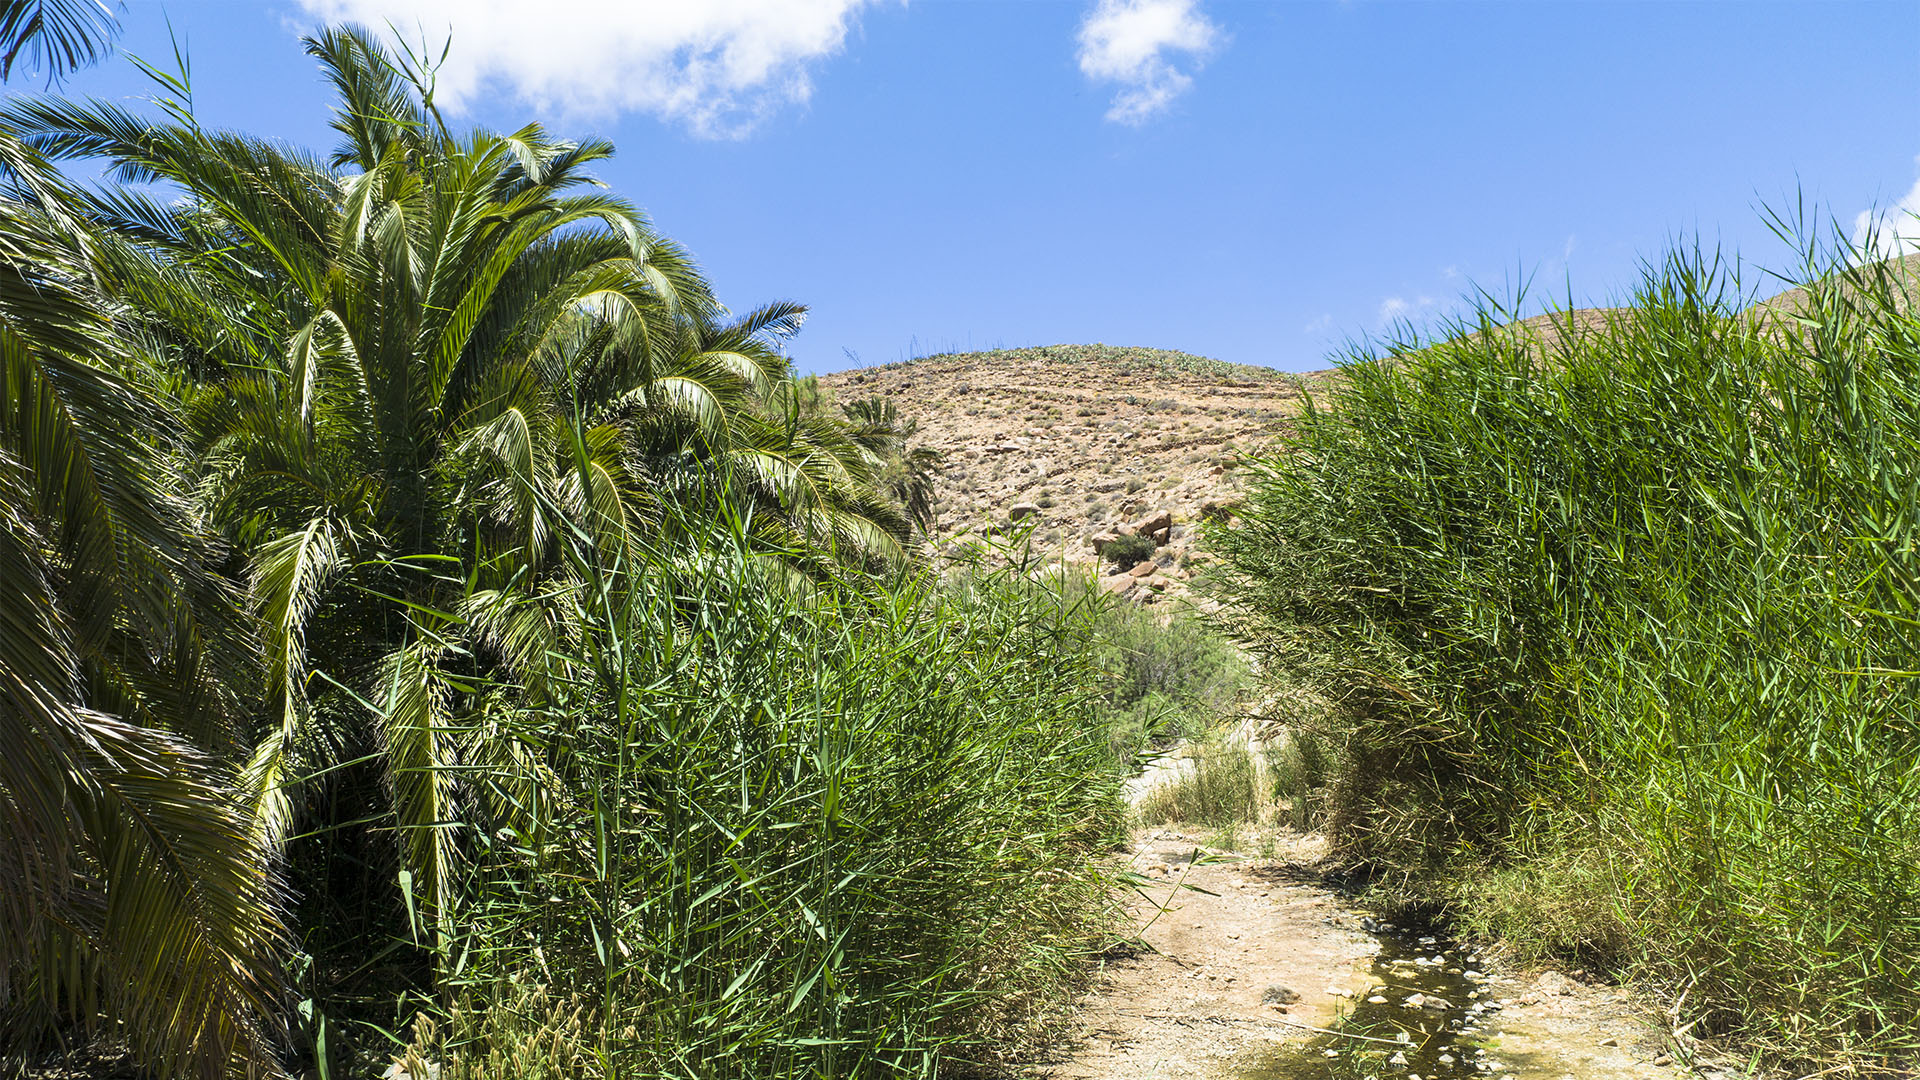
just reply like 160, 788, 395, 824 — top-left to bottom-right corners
1103, 532, 1156, 569
1092, 600, 1249, 761
1134, 738, 1260, 827
1211, 236, 1920, 1067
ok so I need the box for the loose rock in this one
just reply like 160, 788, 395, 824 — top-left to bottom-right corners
1261, 984, 1301, 1006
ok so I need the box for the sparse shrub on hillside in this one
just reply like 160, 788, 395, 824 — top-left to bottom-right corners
1104, 532, 1156, 569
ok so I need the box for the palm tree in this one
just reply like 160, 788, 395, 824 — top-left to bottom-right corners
0, 0, 119, 83
842, 395, 942, 534
0, 127, 287, 1079
5, 25, 923, 1025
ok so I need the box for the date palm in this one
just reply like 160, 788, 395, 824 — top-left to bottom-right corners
5, 24, 918, 999
0, 128, 287, 1079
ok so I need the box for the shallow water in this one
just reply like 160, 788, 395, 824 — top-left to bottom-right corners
1241, 925, 1535, 1080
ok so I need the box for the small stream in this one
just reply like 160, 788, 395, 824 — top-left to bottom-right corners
1242, 924, 1534, 1080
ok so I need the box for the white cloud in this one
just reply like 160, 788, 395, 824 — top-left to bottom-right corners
1853, 159, 1920, 260
1075, 0, 1221, 124
1378, 294, 1434, 325
291, 0, 886, 138
1303, 313, 1333, 335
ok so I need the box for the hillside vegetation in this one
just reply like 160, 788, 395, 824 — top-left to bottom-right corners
1213, 241, 1920, 1069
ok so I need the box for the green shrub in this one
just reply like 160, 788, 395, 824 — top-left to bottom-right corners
1103, 532, 1156, 568
1092, 600, 1249, 761
1212, 236, 1920, 1067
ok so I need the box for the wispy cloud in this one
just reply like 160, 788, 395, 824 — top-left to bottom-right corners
1378, 294, 1434, 325
291, 0, 888, 138
1853, 157, 1920, 260
1303, 313, 1333, 335
1075, 0, 1222, 124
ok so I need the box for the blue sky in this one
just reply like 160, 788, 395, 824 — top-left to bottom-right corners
43, 0, 1920, 374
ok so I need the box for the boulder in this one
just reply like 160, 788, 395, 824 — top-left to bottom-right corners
1127, 560, 1157, 578
1099, 574, 1136, 597
1008, 503, 1040, 522
1131, 509, 1173, 540
1089, 530, 1121, 554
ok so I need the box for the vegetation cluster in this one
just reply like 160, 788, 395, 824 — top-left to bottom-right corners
0, 21, 1130, 1080
1213, 237, 1920, 1068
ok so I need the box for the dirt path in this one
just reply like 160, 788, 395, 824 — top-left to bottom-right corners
1037, 827, 1734, 1080
1037, 829, 1373, 1078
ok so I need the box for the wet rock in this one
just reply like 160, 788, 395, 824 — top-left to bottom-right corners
1261, 984, 1301, 1006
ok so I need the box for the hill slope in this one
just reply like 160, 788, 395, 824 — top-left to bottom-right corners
818, 345, 1336, 602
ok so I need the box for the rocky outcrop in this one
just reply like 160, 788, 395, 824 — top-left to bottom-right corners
817, 344, 1338, 608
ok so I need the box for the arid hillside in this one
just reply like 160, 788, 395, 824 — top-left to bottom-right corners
818, 345, 1338, 603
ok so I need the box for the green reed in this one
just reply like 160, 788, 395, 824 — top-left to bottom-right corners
406, 497, 1128, 1078
1213, 230, 1920, 1068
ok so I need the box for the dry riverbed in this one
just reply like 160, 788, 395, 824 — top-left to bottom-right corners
1035, 827, 1749, 1080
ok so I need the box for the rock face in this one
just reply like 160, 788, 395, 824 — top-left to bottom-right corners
816, 344, 1336, 606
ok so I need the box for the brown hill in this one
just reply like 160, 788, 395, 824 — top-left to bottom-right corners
816, 345, 1336, 604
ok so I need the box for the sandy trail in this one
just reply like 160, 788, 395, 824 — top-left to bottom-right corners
1038, 829, 1376, 1079
1038, 827, 1730, 1080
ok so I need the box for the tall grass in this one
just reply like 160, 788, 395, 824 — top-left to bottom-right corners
385, 509, 1128, 1079
1212, 232, 1920, 1067
1134, 739, 1261, 828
